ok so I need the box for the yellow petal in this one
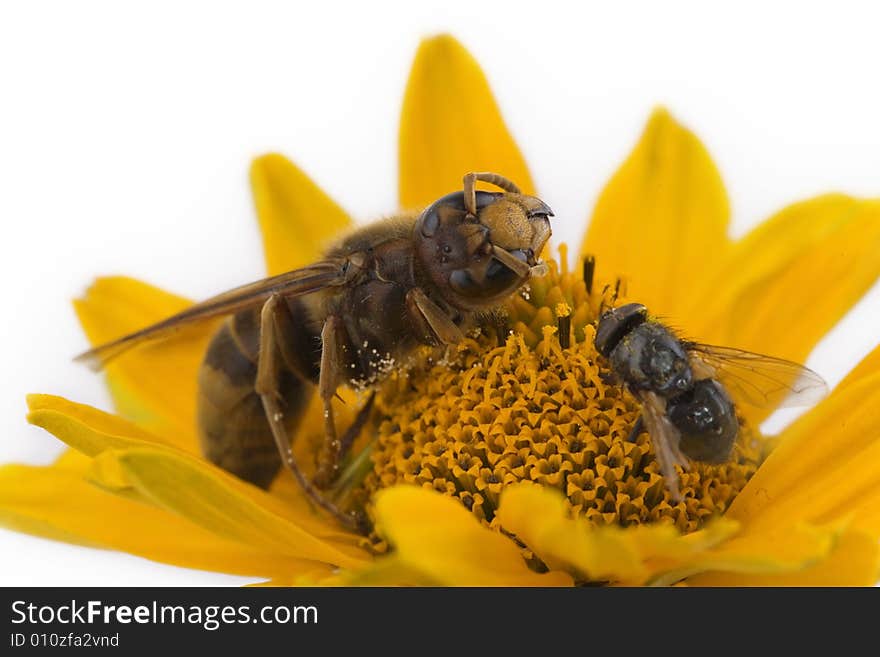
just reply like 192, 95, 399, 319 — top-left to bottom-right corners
498, 481, 652, 583
74, 276, 215, 449
248, 572, 340, 586
0, 463, 331, 579
337, 557, 447, 586
653, 522, 839, 585
250, 153, 352, 276
579, 108, 730, 319
27, 394, 173, 454
728, 374, 880, 534
497, 482, 739, 585
90, 447, 369, 571
398, 34, 534, 210
836, 486, 880, 537
27, 394, 364, 549
689, 528, 879, 586
52, 447, 93, 469
370, 485, 571, 586
760, 438, 880, 539
689, 196, 880, 369
497, 483, 848, 586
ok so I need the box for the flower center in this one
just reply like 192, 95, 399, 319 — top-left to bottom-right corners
354, 249, 765, 535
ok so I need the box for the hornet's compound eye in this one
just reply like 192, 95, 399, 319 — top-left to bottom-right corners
415, 191, 503, 238
448, 250, 528, 299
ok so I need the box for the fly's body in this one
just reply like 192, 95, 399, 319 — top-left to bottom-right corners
595, 302, 827, 500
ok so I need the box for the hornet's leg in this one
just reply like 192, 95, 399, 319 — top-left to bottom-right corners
406, 288, 464, 345
255, 296, 362, 531
336, 391, 376, 465
490, 244, 531, 278
313, 315, 347, 490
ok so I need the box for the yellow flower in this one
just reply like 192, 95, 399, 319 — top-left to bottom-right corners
3, 34, 880, 586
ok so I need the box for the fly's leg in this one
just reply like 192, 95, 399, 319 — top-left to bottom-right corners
255, 296, 363, 531
597, 277, 627, 316
625, 415, 645, 443
641, 392, 691, 504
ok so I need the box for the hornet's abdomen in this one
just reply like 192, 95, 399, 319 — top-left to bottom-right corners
196, 304, 318, 489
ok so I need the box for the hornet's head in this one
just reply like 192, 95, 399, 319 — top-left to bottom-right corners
413, 173, 552, 310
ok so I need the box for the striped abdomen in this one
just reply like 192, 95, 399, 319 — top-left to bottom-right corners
196, 301, 319, 488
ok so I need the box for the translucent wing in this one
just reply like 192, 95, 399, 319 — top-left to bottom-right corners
685, 343, 828, 410
75, 260, 349, 370
637, 391, 690, 503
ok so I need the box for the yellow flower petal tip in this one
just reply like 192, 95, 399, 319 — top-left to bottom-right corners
25, 394, 168, 458
250, 153, 352, 275
74, 276, 193, 347
370, 485, 572, 586
581, 107, 730, 318
399, 33, 534, 210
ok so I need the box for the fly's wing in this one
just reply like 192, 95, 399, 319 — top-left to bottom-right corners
685, 343, 829, 410
638, 391, 690, 503
75, 260, 349, 370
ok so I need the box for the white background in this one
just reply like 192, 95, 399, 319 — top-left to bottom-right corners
1, 0, 879, 585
